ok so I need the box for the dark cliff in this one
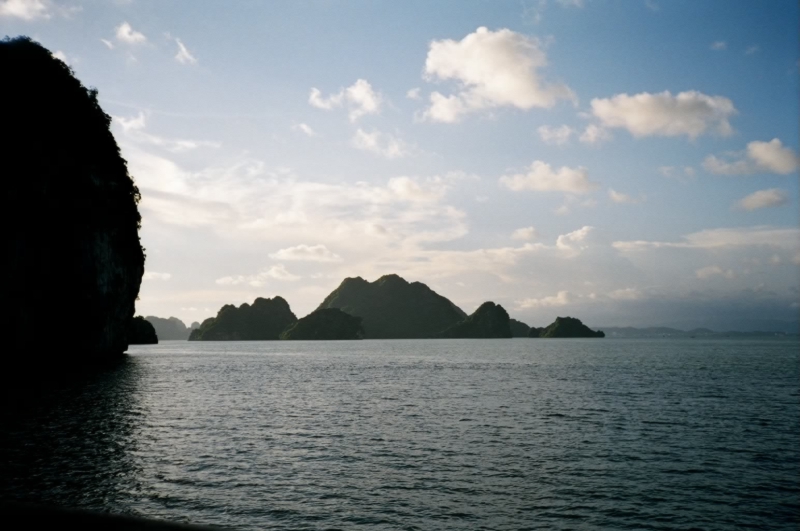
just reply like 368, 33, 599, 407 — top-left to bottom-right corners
280, 308, 364, 340
189, 297, 297, 340
529, 316, 605, 338
1, 37, 144, 371
437, 301, 513, 338
316, 274, 467, 339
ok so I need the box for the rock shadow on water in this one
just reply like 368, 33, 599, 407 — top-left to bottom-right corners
0, 355, 145, 513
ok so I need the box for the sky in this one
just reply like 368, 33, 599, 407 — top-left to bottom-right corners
3, 0, 799, 331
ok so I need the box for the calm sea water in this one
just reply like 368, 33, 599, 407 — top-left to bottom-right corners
1, 339, 798, 530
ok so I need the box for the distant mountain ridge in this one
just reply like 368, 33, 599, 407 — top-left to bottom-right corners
317, 274, 467, 339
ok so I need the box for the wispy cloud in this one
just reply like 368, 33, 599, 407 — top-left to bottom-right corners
309, 79, 382, 122
174, 38, 197, 64
733, 189, 789, 211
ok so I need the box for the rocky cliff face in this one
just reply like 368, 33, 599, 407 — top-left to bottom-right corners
2, 37, 145, 368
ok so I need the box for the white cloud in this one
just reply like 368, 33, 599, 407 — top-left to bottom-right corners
215, 265, 301, 287
734, 189, 790, 211
512, 226, 539, 240
101, 38, 115, 50
614, 226, 800, 251
116, 22, 147, 44
589, 90, 736, 139
175, 38, 197, 64
309, 79, 382, 122
143, 271, 172, 281
644, 0, 659, 11
608, 188, 644, 204
710, 41, 727, 51
703, 138, 799, 175
696, 265, 735, 279
269, 244, 342, 262
0, 0, 49, 19
745, 45, 760, 55
747, 139, 799, 174
556, 0, 584, 6
579, 124, 611, 144
422, 27, 575, 123
292, 123, 317, 137
538, 124, 574, 145
500, 161, 599, 194
517, 290, 572, 309
406, 88, 421, 100
352, 129, 409, 159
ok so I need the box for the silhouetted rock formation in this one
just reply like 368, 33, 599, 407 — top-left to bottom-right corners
509, 318, 531, 337
280, 308, 364, 340
437, 302, 513, 338
2, 37, 144, 371
529, 316, 604, 338
145, 316, 191, 340
128, 317, 158, 344
317, 274, 466, 339
189, 297, 297, 340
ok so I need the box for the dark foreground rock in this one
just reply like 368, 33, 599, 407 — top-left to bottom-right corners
1, 37, 144, 376
189, 297, 297, 340
280, 308, 364, 340
317, 274, 466, 338
437, 302, 513, 338
128, 316, 158, 344
529, 316, 605, 338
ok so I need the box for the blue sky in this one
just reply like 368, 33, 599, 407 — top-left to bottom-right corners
3, 0, 798, 330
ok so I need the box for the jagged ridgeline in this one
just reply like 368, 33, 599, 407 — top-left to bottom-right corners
189, 297, 297, 340
2, 37, 144, 367
316, 274, 467, 339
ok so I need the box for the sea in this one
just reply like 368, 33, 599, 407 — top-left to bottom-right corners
1, 338, 798, 530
